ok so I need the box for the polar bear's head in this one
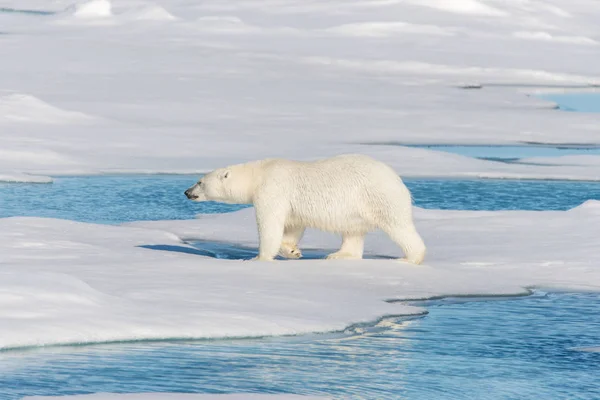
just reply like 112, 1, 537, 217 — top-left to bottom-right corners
185, 164, 255, 205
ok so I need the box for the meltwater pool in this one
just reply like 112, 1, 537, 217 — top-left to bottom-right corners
2, 175, 600, 223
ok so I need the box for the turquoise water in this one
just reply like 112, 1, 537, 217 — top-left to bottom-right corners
1, 292, 599, 400
2, 176, 600, 224
0, 176, 248, 224
364, 142, 600, 162
401, 144, 600, 162
392, 93, 600, 161
540, 92, 600, 113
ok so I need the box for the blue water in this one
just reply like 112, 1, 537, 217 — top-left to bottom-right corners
540, 92, 600, 113
2, 292, 599, 400
0, 175, 248, 224
2, 176, 600, 224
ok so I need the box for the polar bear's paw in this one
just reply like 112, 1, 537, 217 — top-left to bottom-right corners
279, 242, 303, 259
326, 251, 362, 260
398, 257, 424, 265
246, 256, 276, 261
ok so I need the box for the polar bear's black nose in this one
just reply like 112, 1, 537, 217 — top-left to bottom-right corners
184, 188, 192, 198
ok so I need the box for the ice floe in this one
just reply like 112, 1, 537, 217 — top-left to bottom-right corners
1, 199, 599, 349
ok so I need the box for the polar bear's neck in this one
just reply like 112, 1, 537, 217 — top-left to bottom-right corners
226, 160, 268, 204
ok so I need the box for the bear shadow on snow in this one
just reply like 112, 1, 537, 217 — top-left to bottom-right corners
139, 241, 394, 261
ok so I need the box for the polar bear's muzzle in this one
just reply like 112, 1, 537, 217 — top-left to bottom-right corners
184, 184, 202, 201
184, 187, 197, 199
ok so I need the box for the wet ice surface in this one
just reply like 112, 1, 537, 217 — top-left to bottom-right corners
3, 176, 600, 224
540, 92, 600, 113
366, 143, 600, 163
3, 292, 599, 400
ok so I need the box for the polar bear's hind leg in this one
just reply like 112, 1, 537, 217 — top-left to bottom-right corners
382, 222, 426, 265
326, 233, 365, 260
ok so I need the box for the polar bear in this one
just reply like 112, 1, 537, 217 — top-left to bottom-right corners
184, 154, 426, 264
278, 241, 303, 259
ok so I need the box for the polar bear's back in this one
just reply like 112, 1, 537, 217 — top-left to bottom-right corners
260, 154, 413, 234
296, 154, 401, 188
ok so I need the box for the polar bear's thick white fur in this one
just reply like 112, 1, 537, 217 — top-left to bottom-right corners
185, 154, 426, 264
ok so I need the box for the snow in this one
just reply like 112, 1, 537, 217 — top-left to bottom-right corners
1, 200, 600, 349
128, 5, 177, 22
71, 0, 112, 19
0, 172, 52, 183
404, 0, 508, 17
512, 31, 599, 46
1, 0, 600, 179
0, 94, 95, 124
1, 0, 600, 351
519, 154, 600, 167
324, 22, 454, 38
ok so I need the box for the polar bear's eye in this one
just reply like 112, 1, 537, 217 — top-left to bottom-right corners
223, 172, 229, 179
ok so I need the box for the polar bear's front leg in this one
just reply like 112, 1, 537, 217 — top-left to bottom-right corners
279, 226, 305, 259
326, 234, 364, 260
254, 201, 287, 261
